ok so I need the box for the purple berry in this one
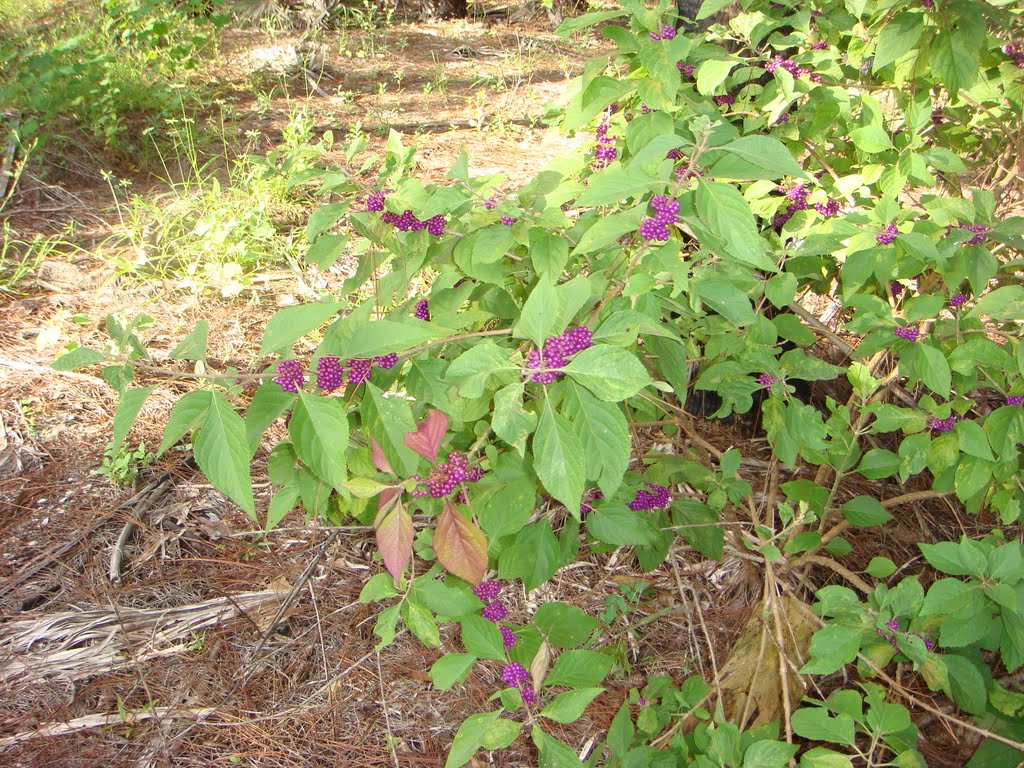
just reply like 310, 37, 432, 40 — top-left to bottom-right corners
926, 416, 956, 433
501, 662, 529, 689
473, 580, 502, 602
420, 451, 485, 498
758, 373, 780, 387
500, 626, 517, 649
414, 299, 430, 321
661, 25, 676, 40
894, 326, 920, 342
367, 190, 386, 212
628, 483, 670, 511
814, 199, 840, 217
520, 686, 536, 705
961, 224, 988, 245
374, 353, 398, 369
876, 222, 899, 245
484, 196, 497, 210
316, 356, 344, 392
950, 293, 968, 308
886, 618, 900, 632
811, 40, 827, 50
713, 94, 735, 107
501, 216, 517, 226
346, 357, 373, 385
273, 359, 305, 393
482, 601, 508, 623
678, 62, 695, 79
1007, 395, 1024, 406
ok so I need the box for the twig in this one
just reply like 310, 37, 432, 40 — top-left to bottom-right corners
0, 707, 216, 748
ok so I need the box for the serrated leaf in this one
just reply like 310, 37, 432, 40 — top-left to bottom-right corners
544, 650, 613, 688
562, 346, 652, 402
534, 602, 600, 648
404, 600, 440, 648
696, 181, 775, 272
290, 390, 349, 490
541, 688, 605, 724
168, 321, 209, 361
158, 390, 212, 456
435, 501, 488, 585
708, 135, 807, 181
403, 408, 448, 462
563, 384, 630, 498
375, 497, 413, 585
51, 346, 105, 371
430, 653, 476, 691
460, 614, 507, 661
245, 382, 293, 455
534, 400, 585, 518
259, 302, 343, 356
194, 392, 255, 518
514, 279, 561, 347
492, 383, 537, 456
111, 386, 155, 452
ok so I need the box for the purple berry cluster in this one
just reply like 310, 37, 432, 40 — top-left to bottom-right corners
500, 625, 517, 650
1003, 42, 1024, 68
347, 357, 373, 385
482, 601, 508, 622
713, 94, 736, 108
594, 114, 618, 168
961, 224, 989, 245
677, 61, 696, 79
894, 326, 920, 342
1007, 395, 1024, 406
628, 483, 670, 511
921, 0, 934, 8
580, 489, 604, 517
473, 580, 518, 649
772, 184, 811, 229
775, 113, 790, 125
273, 360, 305, 393
876, 222, 899, 245
375, 353, 398, 369
501, 216, 517, 226
484, 196, 497, 211
926, 415, 955, 433
950, 293, 968, 308
366, 190, 386, 212
316, 356, 344, 392
414, 299, 430, 321
810, 40, 827, 50
501, 662, 529, 688
412, 451, 485, 498
526, 326, 593, 384
639, 195, 680, 242
814, 199, 841, 217
758, 373, 781, 387
473, 580, 501, 601
765, 55, 811, 78
650, 25, 676, 41
380, 209, 447, 236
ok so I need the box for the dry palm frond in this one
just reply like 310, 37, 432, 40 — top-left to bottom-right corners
0, 586, 288, 683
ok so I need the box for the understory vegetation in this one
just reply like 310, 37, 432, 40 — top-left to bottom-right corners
4, 0, 1024, 764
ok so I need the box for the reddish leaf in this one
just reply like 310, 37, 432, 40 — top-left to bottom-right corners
404, 409, 449, 463
434, 500, 488, 585
378, 486, 402, 511
371, 436, 395, 476
375, 497, 412, 586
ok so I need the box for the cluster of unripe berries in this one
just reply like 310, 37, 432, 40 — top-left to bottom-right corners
411, 451, 484, 498
876, 222, 899, 245
639, 195, 680, 242
366, 190, 446, 235
526, 326, 593, 384
273, 354, 397, 394
1004, 42, 1024, 69
627, 483, 671, 511
649, 25, 676, 41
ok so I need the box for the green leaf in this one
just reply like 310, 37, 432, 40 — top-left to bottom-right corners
850, 125, 893, 153
492, 383, 537, 456
404, 600, 440, 648
841, 496, 893, 528
498, 521, 561, 591
534, 602, 600, 648
158, 390, 212, 456
563, 384, 630, 498
111, 386, 155, 452
460, 614, 506, 661
532, 726, 584, 768
259, 302, 343, 356
920, 577, 975, 616
555, 9, 626, 36
445, 342, 519, 399
343, 319, 451, 359
931, 18, 983, 97
919, 542, 970, 576
541, 688, 605, 724
446, 710, 503, 768
956, 419, 993, 461
562, 346, 652, 402
570, 207, 646, 256
245, 382, 293, 455
791, 707, 857, 746
708, 135, 806, 181
515, 278, 561, 346
588, 502, 659, 546
544, 650, 613, 688
305, 233, 348, 269
696, 181, 775, 271
942, 654, 988, 715
694, 279, 755, 326
430, 653, 476, 691
266, 483, 299, 531
967, 286, 1024, 321
168, 321, 209, 361
672, 500, 724, 560
289, 390, 349, 490
194, 392, 255, 518
800, 625, 862, 674
696, 0, 735, 19
872, 12, 923, 72
856, 449, 899, 480
52, 346, 105, 371
743, 740, 799, 767
866, 557, 897, 579
534, 400, 586, 518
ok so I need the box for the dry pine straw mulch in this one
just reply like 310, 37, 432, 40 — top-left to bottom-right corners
0, 14, 1010, 768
